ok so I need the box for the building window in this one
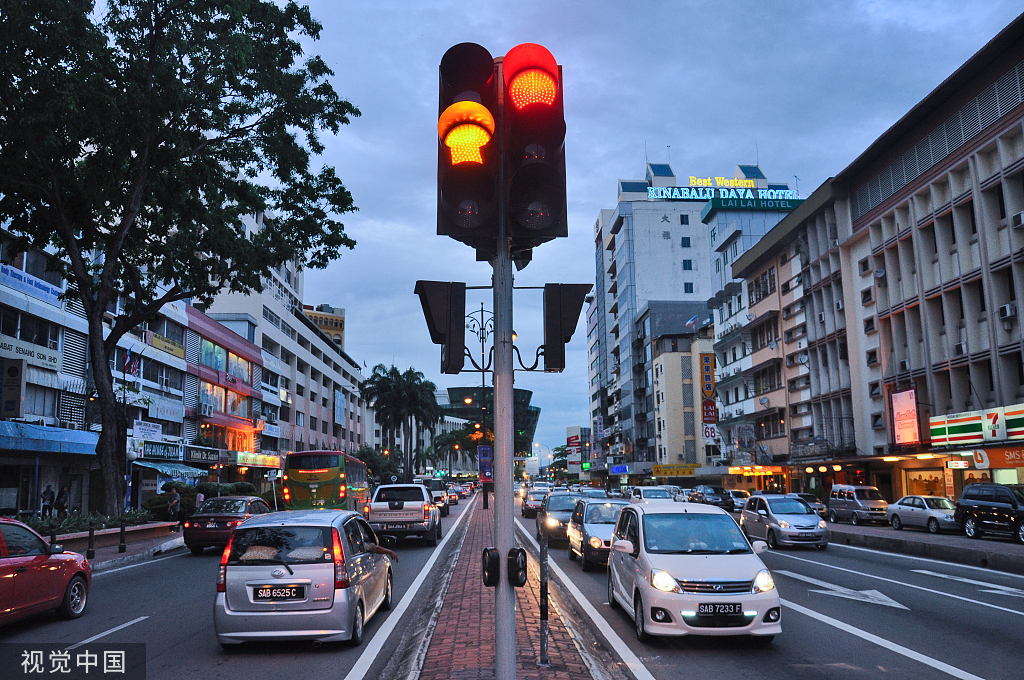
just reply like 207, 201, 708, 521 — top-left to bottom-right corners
227, 353, 251, 385
861, 288, 874, 305
870, 413, 884, 429
680, 214, 689, 225
0, 304, 60, 349
296, 412, 305, 427
682, 260, 692, 271
866, 349, 879, 365
869, 381, 881, 398
684, 282, 693, 294
864, 317, 876, 333
200, 338, 228, 372
681, 236, 691, 248
715, 259, 721, 273
310, 416, 318, 431
225, 389, 249, 418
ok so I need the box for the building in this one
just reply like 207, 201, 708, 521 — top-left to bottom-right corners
303, 304, 345, 350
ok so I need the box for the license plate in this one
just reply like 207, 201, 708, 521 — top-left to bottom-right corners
253, 586, 304, 601
385, 524, 407, 530
206, 522, 218, 528
800, 532, 815, 537
698, 603, 741, 616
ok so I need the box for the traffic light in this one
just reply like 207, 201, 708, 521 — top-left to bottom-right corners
414, 280, 466, 374
437, 43, 499, 252
502, 44, 567, 250
543, 283, 592, 372
482, 547, 501, 587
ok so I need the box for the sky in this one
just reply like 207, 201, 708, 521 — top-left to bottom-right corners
294, 0, 1023, 452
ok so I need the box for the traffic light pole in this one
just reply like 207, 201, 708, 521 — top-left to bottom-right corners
492, 58, 517, 680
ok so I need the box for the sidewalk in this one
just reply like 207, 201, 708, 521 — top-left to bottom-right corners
86, 529, 185, 572
418, 500, 592, 680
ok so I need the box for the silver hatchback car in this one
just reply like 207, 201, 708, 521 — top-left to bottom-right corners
214, 510, 395, 648
740, 495, 829, 549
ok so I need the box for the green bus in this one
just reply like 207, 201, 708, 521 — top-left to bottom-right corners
282, 450, 369, 511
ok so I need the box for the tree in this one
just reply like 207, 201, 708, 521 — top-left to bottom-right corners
362, 365, 441, 483
0, 1, 359, 513
353, 445, 399, 484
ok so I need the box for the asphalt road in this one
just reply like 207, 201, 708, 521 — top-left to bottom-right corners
0, 499, 473, 680
516, 498, 1023, 680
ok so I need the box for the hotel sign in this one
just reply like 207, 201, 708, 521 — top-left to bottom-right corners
699, 353, 716, 400
649, 186, 800, 202
890, 388, 920, 446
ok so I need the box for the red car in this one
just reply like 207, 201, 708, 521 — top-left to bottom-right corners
183, 496, 273, 555
0, 517, 91, 626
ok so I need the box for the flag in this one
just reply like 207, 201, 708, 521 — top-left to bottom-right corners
685, 314, 699, 327
124, 348, 141, 377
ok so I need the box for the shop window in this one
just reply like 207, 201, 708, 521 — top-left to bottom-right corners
199, 381, 225, 412
226, 390, 249, 418
905, 469, 944, 497
200, 338, 227, 371
228, 353, 251, 384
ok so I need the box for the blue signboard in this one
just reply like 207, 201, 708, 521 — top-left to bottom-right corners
478, 445, 493, 479
610, 464, 628, 474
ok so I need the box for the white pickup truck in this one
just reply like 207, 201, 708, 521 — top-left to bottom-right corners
364, 484, 442, 546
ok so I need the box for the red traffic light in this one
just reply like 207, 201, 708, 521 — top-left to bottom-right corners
503, 43, 559, 109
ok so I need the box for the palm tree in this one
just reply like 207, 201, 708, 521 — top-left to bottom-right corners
362, 364, 441, 483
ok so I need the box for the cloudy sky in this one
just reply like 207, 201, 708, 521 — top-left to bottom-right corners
296, 0, 1022, 451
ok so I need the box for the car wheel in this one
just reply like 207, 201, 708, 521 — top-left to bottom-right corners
427, 524, 438, 547
567, 543, 576, 561
59, 575, 88, 619
828, 510, 838, 523
766, 530, 778, 550
607, 570, 619, 609
437, 521, 443, 539
928, 518, 941, 534
633, 595, 650, 642
850, 514, 860, 526
890, 515, 902, 530
964, 516, 983, 539
190, 545, 205, 556
1016, 522, 1024, 545
382, 571, 394, 611
581, 549, 592, 572
349, 603, 364, 646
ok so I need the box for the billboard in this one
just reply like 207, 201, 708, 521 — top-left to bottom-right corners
699, 354, 716, 399
890, 388, 920, 446
567, 426, 583, 474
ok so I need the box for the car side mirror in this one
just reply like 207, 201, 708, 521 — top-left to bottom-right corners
612, 539, 634, 554
379, 535, 397, 550
49, 544, 64, 555
752, 540, 768, 554
757, 509, 767, 516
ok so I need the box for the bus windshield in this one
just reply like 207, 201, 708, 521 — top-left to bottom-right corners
287, 454, 339, 471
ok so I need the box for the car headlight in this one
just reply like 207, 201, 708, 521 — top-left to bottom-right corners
752, 569, 775, 594
651, 569, 679, 593
589, 536, 603, 550
819, 519, 827, 529
777, 519, 790, 529
546, 517, 561, 527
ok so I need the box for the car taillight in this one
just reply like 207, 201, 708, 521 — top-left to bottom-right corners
226, 520, 242, 528
362, 504, 370, 519
424, 504, 431, 521
183, 521, 191, 529
217, 535, 233, 593
332, 527, 350, 589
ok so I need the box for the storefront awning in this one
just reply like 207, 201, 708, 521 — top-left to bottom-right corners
0, 421, 98, 455
133, 460, 208, 478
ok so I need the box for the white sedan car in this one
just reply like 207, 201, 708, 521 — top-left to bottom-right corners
607, 502, 781, 642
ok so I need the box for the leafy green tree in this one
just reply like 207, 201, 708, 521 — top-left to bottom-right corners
362, 365, 441, 483
353, 444, 399, 484
0, 1, 359, 514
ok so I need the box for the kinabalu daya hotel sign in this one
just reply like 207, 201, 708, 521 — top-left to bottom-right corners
648, 185, 800, 201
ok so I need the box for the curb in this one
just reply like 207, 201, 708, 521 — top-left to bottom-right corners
828, 527, 1024, 575
92, 536, 185, 573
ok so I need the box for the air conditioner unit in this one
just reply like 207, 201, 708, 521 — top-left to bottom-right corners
899, 360, 910, 372
735, 408, 744, 415
999, 302, 1017, 320
953, 343, 967, 357
200, 403, 214, 418
818, 313, 826, 323
1011, 211, 1024, 228
677, 454, 684, 460
835, 300, 844, 311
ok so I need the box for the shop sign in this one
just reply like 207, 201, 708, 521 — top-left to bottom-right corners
702, 399, 718, 424
943, 468, 955, 498
728, 465, 782, 476
142, 441, 183, 461
0, 357, 25, 419
610, 464, 628, 474
700, 353, 716, 400
702, 423, 718, 441
0, 262, 61, 306
145, 330, 185, 359
890, 388, 920, 446
929, 411, 983, 446
983, 407, 1007, 441
962, 446, 1024, 469
653, 464, 698, 477
148, 394, 185, 423
133, 419, 162, 441
1005, 404, 1024, 439
0, 335, 62, 372
186, 445, 220, 463
946, 460, 969, 469
235, 451, 281, 468
262, 422, 281, 438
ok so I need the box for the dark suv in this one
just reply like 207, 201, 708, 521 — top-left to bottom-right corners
954, 483, 1024, 543
694, 485, 735, 512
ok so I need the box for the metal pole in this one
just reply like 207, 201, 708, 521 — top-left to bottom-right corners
493, 56, 516, 680
86, 520, 95, 560
118, 519, 127, 553
539, 531, 549, 666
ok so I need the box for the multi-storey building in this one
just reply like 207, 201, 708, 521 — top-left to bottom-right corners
303, 304, 345, 350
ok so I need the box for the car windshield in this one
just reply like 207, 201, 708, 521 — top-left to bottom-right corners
796, 494, 819, 504
706, 487, 727, 495
585, 503, 627, 524
855, 488, 884, 501
924, 497, 954, 510
1009, 486, 1024, 503
731, 490, 749, 498
642, 513, 751, 554
197, 499, 247, 514
766, 499, 814, 515
287, 454, 338, 470
528, 492, 546, 501
227, 526, 331, 565
546, 495, 577, 511
642, 489, 671, 499
374, 487, 424, 502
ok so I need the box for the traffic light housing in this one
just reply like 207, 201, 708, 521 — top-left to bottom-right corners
482, 547, 501, 587
507, 547, 527, 587
503, 44, 567, 249
543, 283, 592, 372
414, 280, 466, 374
437, 43, 499, 252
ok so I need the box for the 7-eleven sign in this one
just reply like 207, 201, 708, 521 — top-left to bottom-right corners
983, 407, 1006, 442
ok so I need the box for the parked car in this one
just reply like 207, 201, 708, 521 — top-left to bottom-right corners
630, 487, 675, 502
214, 510, 396, 647
740, 495, 829, 549
536, 492, 580, 542
184, 496, 273, 555
888, 495, 957, 534
694, 485, 735, 512
522, 490, 548, 518
606, 502, 781, 642
954, 483, 1024, 543
0, 518, 91, 627
827, 485, 888, 525
364, 484, 442, 546
787, 493, 827, 518
729, 489, 751, 509
567, 499, 629, 570
674, 488, 695, 502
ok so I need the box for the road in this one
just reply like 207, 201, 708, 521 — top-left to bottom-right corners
0, 500, 473, 680
515, 498, 1022, 680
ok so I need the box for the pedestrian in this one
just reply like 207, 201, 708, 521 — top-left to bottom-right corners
167, 486, 181, 532
54, 486, 69, 518
39, 485, 55, 518
195, 490, 205, 510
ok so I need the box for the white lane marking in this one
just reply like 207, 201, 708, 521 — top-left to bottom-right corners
776, 570, 908, 609
342, 497, 475, 680
781, 599, 986, 680
515, 517, 658, 680
911, 570, 1024, 598
93, 552, 186, 576
770, 551, 1024, 617
827, 542, 1024, 580
67, 616, 149, 650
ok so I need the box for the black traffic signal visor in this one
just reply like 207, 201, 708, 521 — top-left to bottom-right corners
440, 43, 495, 113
